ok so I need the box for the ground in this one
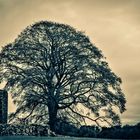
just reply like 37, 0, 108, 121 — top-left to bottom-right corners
0, 136, 116, 140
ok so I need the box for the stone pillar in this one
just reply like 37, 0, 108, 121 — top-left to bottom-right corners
0, 90, 8, 124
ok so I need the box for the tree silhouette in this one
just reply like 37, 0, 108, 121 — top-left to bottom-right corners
0, 21, 126, 131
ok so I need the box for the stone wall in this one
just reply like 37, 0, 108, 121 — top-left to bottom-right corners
0, 90, 8, 124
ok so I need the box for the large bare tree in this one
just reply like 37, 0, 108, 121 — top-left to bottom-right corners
0, 21, 126, 131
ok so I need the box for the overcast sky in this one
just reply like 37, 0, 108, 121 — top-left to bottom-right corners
0, 0, 140, 125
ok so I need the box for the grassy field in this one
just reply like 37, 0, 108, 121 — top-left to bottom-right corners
0, 136, 116, 140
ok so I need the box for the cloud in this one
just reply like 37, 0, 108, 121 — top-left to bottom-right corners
0, 0, 140, 124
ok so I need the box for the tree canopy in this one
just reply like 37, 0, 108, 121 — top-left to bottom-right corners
0, 21, 126, 130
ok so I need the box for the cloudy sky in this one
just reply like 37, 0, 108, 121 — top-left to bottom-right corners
0, 0, 140, 125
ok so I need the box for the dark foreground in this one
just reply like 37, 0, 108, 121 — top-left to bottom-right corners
1, 123, 140, 139
0, 136, 119, 140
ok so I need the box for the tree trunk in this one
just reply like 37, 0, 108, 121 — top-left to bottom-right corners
48, 100, 58, 132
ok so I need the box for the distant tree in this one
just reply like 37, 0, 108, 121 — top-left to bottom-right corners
0, 21, 126, 131
79, 125, 100, 137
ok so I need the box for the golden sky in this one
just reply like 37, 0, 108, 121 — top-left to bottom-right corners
0, 0, 140, 125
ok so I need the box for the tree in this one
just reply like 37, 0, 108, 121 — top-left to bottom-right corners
0, 21, 126, 131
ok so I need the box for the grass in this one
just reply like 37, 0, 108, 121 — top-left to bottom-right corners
0, 136, 115, 140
